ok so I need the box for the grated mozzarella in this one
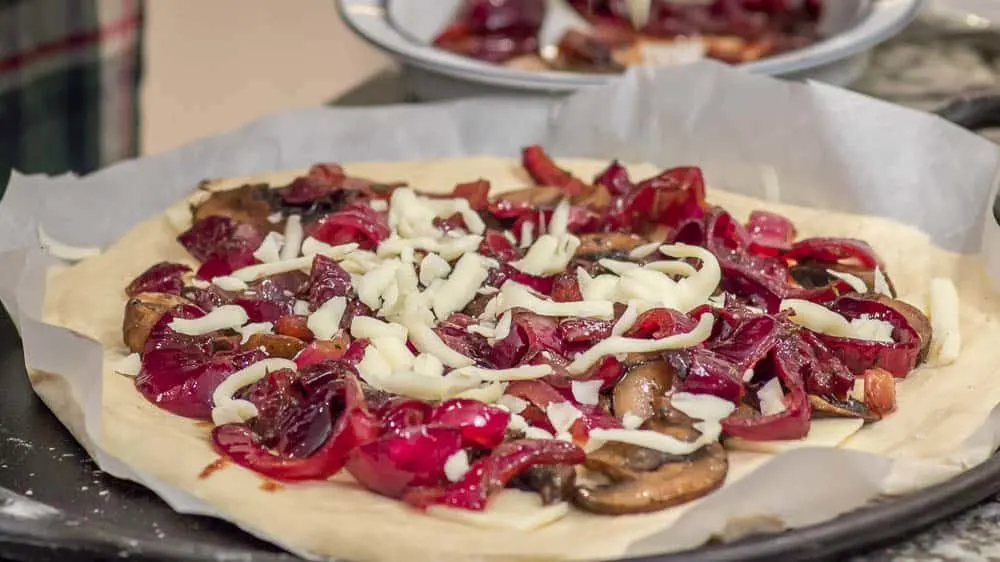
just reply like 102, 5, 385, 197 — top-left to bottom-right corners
350, 316, 407, 342
450, 364, 553, 382
567, 313, 714, 374
628, 241, 662, 260
212, 275, 249, 292
757, 378, 787, 416
419, 253, 451, 287
498, 395, 529, 414
670, 392, 735, 421
512, 234, 580, 276
827, 269, 867, 293
873, 266, 892, 296
113, 353, 141, 377
211, 358, 296, 425
571, 379, 603, 406
235, 321, 274, 344
168, 304, 248, 336
253, 232, 284, 263
493, 310, 513, 340
548, 198, 571, 237
444, 450, 471, 482
432, 253, 490, 320
498, 282, 615, 320
782, 299, 895, 343
928, 277, 961, 366
280, 215, 304, 261
547, 402, 583, 435
307, 296, 347, 341
293, 299, 311, 316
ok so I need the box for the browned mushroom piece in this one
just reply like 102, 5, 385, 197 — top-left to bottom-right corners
612, 360, 675, 422
514, 465, 578, 505
193, 184, 280, 233
493, 186, 564, 207
576, 233, 646, 260
857, 294, 933, 362
240, 333, 307, 359
569, 183, 612, 209
122, 292, 192, 352
573, 440, 728, 515
808, 394, 880, 423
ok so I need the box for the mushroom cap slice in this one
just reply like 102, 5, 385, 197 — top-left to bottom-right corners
573, 442, 728, 515
514, 465, 577, 505
122, 292, 192, 353
612, 360, 675, 422
808, 394, 880, 423
575, 233, 646, 260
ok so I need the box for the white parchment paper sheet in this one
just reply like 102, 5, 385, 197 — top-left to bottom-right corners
2, 62, 1000, 559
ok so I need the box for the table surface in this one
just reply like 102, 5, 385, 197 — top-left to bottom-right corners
328, 14, 1000, 562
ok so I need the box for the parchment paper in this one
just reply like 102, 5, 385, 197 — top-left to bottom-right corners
2, 61, 1000, 561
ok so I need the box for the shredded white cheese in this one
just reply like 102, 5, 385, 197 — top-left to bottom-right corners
307, 296, 347, 341
928, 277, 961, 366
253, 231, 284, 264
512, 234, 580, 276
211, 275, 249, 292
450, 364, 554, 382
444, 450, 471, 482
493, 310, 513, 340
419, 253, 452, 287
781, 299, 895, 343
629, 241, 661, 260
567, 313, 714, 374
280, 215, 303, 261
571, 379, 603, 406
168, 305, 249, 336
874, 267, 892, 296
546, 402, 583, 435
498, 281, 615, 320
757, 378, 787, 416
37, 226, 101, 261
210, 358, 296, 425
498, 395, 529, 414
827, 269, 868, 293
113, 353, 142, 377
432, 253, 490, 320
235, 321, 274, 344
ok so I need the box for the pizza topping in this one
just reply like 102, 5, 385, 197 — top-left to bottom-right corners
168, 304, 249, 336
129, 148, 944, 518
37, 225, 102, 261
113, 353, 142, 377
126, 262, 192, 297
929, 277, 961, 366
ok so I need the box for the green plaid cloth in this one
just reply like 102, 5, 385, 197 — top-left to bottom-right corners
0, 0, 145, 193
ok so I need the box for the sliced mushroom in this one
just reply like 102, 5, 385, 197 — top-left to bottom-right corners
513, 465, 577, 505
576, 233, 646, 260
493, 186, 564, 207
573, 441, 728, 515
241, 333, 306, 359
808, 394, 880, 423
122, 292, 192, 352
193, 184, 279, 233
612, 360, 675, 422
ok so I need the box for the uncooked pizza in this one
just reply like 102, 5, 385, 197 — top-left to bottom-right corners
110, 144, 960, 526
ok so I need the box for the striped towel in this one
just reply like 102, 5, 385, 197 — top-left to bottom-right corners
0, 0, 145, 190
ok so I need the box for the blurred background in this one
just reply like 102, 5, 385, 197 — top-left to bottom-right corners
1, 0, 999, 187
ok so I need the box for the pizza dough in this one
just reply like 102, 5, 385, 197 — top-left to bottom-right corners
35, 157, 1000, 561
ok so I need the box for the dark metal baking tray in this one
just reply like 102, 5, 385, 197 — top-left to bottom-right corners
1, 94, 999, 562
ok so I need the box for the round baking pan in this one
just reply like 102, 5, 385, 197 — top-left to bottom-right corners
1, 95, 999, 562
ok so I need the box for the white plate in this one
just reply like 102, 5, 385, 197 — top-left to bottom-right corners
338, 0, 923, 94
